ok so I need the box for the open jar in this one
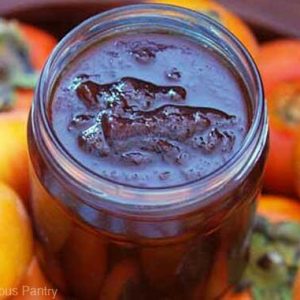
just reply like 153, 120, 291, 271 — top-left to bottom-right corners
28, 4, 268, 300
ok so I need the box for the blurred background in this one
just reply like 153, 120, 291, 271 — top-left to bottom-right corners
1, 0, 300, 40
1, 1, 300, 299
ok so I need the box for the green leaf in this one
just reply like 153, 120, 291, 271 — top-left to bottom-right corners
0, 84, 15, 111
252, 286, 292, 300
0, 19, 37, 111
11, 72, 39, 89
238, 216, 300, 299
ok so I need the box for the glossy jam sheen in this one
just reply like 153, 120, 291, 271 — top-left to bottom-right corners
51, 33, 249, 187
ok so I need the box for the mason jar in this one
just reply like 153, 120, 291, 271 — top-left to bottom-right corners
28, 4, 268, 300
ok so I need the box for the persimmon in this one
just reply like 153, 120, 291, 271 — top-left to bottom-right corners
0, 19, 56, 202
263, 81, 300, 196
258, 195, 300, 223
224, 195, 300, 299
294, 271, 300, 300
294, 129, 300, 198
0, 113, 29, 201
0, 19, 56, 113
14, 22, 57, 112
256, 40, 300, 94
0, 183, 33, 298
19, 23, 57, 71
141, 243, 187, 292
99, 259, 139, 300
150, 0, 258, 57
30, 171, 71, 254
61, 226, 107, 299
255, 40, 300, 196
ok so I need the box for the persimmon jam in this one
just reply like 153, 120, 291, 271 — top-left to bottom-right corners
29, 8, 267, 298
50, 33, 250, 187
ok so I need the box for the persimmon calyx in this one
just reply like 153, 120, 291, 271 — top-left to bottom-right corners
236, 215, 300, 299
0, 18, 38, 111
278, 93, 300, 125
270, 81, 300, 126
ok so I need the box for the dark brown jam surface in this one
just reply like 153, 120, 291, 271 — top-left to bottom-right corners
51, 33, 250, 187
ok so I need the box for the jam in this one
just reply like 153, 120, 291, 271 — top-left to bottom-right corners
51, 33, 249, 187
28, 5, 268, 300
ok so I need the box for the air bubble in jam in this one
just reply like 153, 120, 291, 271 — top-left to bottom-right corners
192, 128, 236, 153
121, 152, 152, 166
130, 40, 173, 64
159, 171, 171, 181
69, 74, 89, 91
132, 47, 156, 64
68, 113, 95, 130
166, 68, 182, 81
78, 124, 110, 157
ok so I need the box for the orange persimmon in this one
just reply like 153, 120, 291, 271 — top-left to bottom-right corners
0, 113, 29, 202
0, 21, 56, 203
258, 195, 300, 223
256, 40, 300, 94
99, 259, 139, 300
256, 40, 300, 196
294, 271, 300, 300
19, 23, 57, 71
14, 22, 57, 112
61, 227, 107, 299
150, 0, 258, 57
0, 183, 33, 298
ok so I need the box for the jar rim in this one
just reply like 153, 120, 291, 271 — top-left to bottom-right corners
31, 3, 267, 213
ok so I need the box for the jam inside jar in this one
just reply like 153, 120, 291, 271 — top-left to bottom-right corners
28, 5, 268, 300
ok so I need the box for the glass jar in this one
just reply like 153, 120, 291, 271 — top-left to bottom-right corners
28, 4, 268, 300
